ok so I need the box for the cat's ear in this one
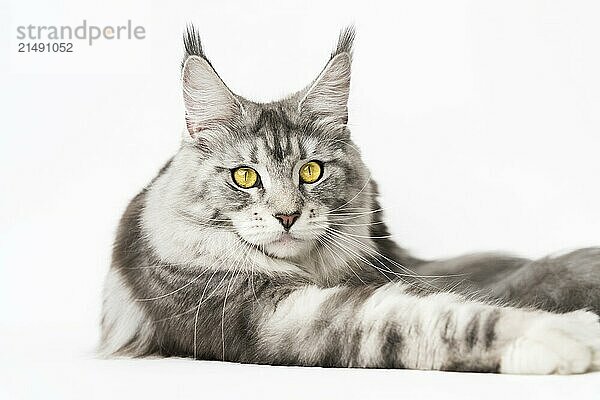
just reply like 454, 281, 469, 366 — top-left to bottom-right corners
182, 56, 243, 138
298, 27, 354, 132
181, 28, 243, 139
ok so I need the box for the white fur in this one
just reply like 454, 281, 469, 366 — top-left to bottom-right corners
100, 269, 154, 356
356, 285, 407, 366
141, 156, 301, 276
263, 286, 342, 336
500, 310, 600, 374
357, 287, 463, 368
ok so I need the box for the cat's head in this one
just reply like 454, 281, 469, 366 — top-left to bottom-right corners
144, 26, 376, 269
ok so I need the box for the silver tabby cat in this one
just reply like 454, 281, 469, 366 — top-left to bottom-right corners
101, 26, 600, 374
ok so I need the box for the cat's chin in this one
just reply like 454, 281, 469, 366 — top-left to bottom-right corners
262, 234, 309, 259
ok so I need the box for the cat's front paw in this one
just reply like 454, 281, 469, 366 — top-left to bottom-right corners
500, 310, 600, 374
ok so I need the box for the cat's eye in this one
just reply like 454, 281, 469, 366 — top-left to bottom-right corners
299, 161, 323, 184
232, 167, 260, 189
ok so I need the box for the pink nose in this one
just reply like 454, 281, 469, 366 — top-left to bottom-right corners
274, 213, 300, 230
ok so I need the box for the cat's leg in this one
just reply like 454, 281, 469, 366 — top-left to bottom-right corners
256, 284, 600, 374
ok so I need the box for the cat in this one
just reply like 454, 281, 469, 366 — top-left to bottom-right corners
100, 26, 600, 374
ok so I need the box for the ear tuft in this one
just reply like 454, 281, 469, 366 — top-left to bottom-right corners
182, 24, 210, 70
331, 25, 355, 59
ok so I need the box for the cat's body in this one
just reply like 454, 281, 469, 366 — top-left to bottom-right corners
101, 27, 600, 374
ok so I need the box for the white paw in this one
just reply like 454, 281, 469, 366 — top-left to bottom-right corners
500, 310, 600, 374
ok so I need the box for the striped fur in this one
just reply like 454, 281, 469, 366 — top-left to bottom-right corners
100, 26, 600, 374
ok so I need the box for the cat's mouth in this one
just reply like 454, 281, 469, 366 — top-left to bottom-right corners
233, 230, 305, 259
260, 232, 309, 259
273, 232, 301, 244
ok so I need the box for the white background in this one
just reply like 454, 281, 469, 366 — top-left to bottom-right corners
1, 0, 600, 399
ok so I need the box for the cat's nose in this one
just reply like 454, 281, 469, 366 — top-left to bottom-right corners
274, 213, 301, 230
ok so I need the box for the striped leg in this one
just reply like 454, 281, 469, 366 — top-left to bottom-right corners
257, 284, 600, 374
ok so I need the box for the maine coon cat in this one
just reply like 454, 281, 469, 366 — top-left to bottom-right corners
101, 26, 600, 374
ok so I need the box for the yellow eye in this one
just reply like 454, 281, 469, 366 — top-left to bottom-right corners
232, 167, 259, 189
299, 161, 323, 184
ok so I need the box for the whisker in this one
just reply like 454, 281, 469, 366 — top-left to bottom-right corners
323, 229, 452, 292
321, 234, 397, 283
317, 235, 368, 285
316, 235, 367, 285
150, 242, 247, 329
328, 220, 386, 228
221, 248, 250, 360
193, 241, 247, 358
322, 225, 394, 240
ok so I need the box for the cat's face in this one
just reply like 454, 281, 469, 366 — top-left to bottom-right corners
148, 28, 372, 264
176, 107, 369, 260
